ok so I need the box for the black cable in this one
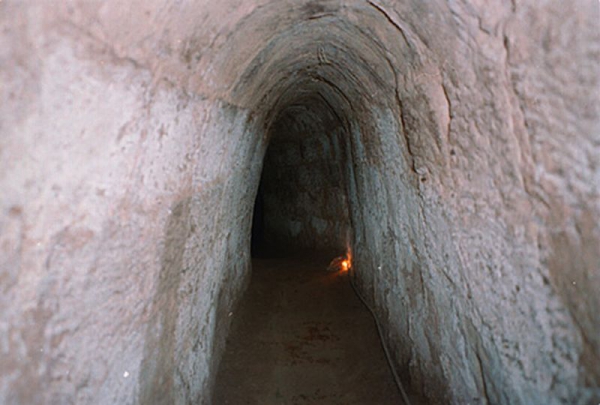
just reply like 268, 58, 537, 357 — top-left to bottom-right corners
347, 266, 412, 405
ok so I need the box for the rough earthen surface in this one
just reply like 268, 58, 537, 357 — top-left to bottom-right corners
1, 0, 598, 404
260, 100, 350, 252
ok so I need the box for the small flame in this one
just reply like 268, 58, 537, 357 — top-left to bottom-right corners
341, 259, 349, 271
327, 244, 352, 273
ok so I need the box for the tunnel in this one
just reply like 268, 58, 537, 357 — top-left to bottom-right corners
1, 1, 599, 404
250, 83, 354, 257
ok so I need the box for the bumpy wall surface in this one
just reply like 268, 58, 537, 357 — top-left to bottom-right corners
260, 100, 350, 253
1, 0, 598, 404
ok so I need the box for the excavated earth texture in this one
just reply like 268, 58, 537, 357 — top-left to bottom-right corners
0, 0, 598, 404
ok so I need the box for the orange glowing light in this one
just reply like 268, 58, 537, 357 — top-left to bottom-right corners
341, 259, 350, 271
328, 255, 351, 273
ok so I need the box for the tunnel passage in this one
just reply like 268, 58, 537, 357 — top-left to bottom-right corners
219, 68, 423, 401
219, 80, 410, 402
226, 9, 431, 395
251, 95, 352, 257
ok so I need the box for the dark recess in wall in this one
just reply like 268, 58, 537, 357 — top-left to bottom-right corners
251, 97, 352, 259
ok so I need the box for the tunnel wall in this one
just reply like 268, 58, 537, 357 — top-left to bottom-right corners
344, 2, 600, 403
334, 2, 600, 403
0, 2, 266, 403
1, 1, 599, 404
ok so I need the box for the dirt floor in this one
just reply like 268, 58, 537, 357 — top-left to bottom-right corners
212, 253, 404, 405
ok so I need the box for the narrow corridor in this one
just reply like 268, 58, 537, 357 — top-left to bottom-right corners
213, 254, 403, 404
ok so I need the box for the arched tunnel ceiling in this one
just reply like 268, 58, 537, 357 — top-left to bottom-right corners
215, 2, 409, 117
269, 96, 343, 142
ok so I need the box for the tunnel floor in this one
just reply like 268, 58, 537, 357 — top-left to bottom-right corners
212, 253, 403, 404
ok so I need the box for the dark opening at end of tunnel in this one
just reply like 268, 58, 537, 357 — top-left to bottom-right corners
249, 94, 353, 260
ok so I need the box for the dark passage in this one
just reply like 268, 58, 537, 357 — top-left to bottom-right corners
250, 95, 353, 256
213, 79, 403, 405
213, 94, 406, 403
212, 254, 403, 404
